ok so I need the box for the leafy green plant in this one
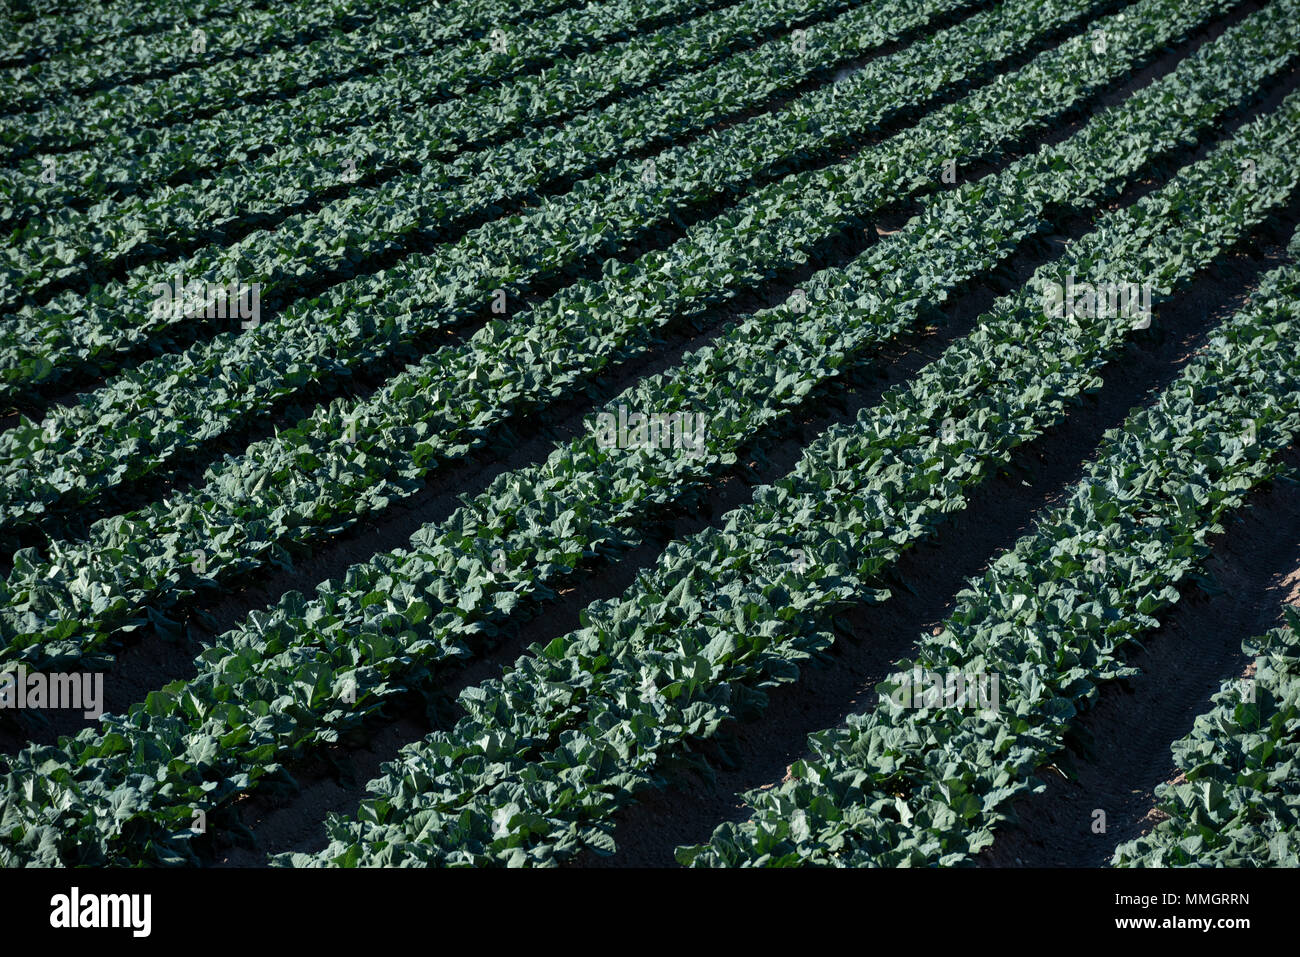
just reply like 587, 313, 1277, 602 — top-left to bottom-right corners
0, 0, 862, 233
0, 0, 531, 114
0, 0, 975, 390
1, 0, 1183, 529
1112, 608, 1300, 867
3, 28, 1295, 865
681, 250, 1300, 867
0, 0, 726, 160
2, 0, 1281, 678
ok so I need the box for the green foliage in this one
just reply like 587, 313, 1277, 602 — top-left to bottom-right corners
0, 0, 857, 229
0, 0, 1164, 669
0, 0, 545, 116
0, 0, 996, 523
0, 0, 708, 160
1112, 608, 1300, 867
2, 0, 1297, 872
681, 248, 1300, 867
0, 0, 971, 392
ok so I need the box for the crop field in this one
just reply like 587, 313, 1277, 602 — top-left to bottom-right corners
0, 0, 1298, 878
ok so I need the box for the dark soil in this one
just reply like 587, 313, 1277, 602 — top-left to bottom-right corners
219, 130, 1300, 869
3, 0, 1297, 872
979, 449, 1300, 867
573, 234, 1300, 868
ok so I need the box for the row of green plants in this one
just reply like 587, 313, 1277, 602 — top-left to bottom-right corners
0, 0, 977, 393
681, 232, 1300, 868
1, 24, 1291, 867
308, 103, 1300, 869
0, 0, 739, 158
0, 0, 1262, 670
2, 0, 270, 64
0, 0, 1171, 533
0, 0, 903, 297
0, 0, 595, 221
2, 0, 525, 110
1112, 605, 1300, 867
